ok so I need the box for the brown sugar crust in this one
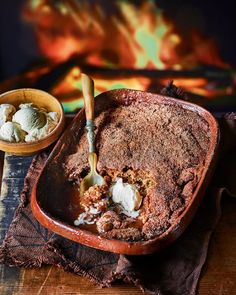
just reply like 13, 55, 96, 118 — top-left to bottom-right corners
65, 98, 210, 241
96, 211, 142, 241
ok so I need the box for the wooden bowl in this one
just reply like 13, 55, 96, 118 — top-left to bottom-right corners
31, 89, 219, 255
0, 88, 65, 155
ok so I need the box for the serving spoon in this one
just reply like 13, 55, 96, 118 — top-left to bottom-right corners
80, 73, 105, 196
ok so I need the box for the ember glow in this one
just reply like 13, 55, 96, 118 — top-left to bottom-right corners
21, 0, 233, 112
50, 67, 150, 112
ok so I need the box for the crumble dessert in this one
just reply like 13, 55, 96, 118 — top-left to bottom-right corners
65, 98, 210, 241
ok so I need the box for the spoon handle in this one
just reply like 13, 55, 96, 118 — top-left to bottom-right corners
82, 73, 96, 153
82, 73, 94, 120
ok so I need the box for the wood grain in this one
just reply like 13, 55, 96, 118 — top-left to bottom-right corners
0, 155, 235, 295
0, 154, 33, 241
198, 197, 236, 294
0, 154, 34, 295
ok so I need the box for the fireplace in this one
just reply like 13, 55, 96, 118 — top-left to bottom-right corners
0, 0, 235, 113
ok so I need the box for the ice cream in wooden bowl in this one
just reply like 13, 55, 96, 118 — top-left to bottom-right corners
0, 88, 65, 155
31, 87, 219, 255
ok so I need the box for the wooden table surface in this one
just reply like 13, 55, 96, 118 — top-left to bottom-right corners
0, 152, 235, 295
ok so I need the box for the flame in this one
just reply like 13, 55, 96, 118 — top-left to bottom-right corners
50, 65, 233, 112
50, 67, 150, 112
20, 0, 233, 113
22, 0, 229, 70
109, 1, 170, 69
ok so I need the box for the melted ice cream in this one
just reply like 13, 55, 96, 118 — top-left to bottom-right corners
110, 178, 142, 215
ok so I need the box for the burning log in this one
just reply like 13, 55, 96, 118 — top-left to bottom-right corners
0, 57, 235, 113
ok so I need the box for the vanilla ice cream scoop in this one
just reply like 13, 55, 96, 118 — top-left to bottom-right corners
0, 122, 26, 142
0, 104, 16, 126
25, 112, 59, 142
110, 178, 142, 213
12, 107, 46, 133
19, 103, 37, 110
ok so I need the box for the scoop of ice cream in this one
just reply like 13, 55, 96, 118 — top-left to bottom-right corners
19, 103, 47, 112
0, 122, 26, 143
0, 104, 16, 126
47, 111, 59, 122
25, 112, 59, 142
110, 178, 142, 213
19, 103, 36, 109
12, 107, 46, 133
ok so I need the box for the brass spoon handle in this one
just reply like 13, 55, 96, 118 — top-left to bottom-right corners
88, 153, 98, 173
82, 73, 95, 153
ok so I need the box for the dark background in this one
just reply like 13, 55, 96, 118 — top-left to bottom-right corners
0, 0, 235, 81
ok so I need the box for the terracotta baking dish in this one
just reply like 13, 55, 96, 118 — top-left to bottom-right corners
31, 89, 219, 255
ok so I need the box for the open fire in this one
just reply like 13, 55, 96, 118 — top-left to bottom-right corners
23, 0, 229, 69
0, 0, 235, 113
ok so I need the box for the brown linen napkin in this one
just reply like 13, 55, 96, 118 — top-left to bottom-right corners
0, 114, 235, 295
